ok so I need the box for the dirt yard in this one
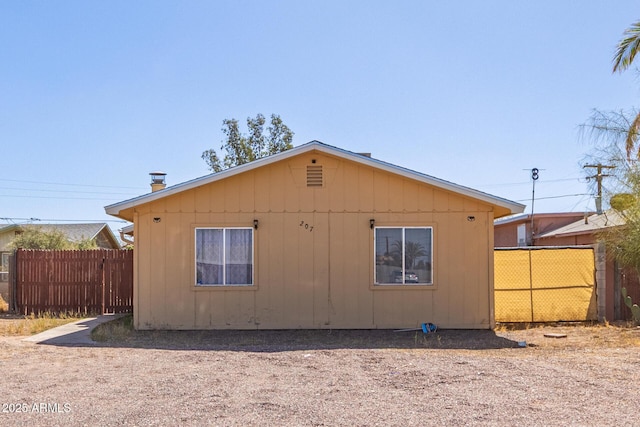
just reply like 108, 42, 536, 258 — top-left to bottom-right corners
0, 322, 639, 426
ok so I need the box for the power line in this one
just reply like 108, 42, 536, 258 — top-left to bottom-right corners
477, 177, 585, 188
515, 193, 590, 202
569, 193, 592, 212
0, 186, 139, 196
0, 178, 146, 190
0, 194, 126, 201
0, 217, 129, 224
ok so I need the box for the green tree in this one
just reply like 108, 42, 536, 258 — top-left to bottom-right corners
9, 226, 98, 250
202, 114, 294, 172
10, 227, 72, 250
599, 169, 640, 270
75, 237, 99, 250
582, 19, 640, 193
610, 20, 640, 159
583, 19, 640, 323
390, 240, 427, 269
613, 20, 640, 73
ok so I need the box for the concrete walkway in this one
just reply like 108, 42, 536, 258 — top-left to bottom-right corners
23, 313, 127, 346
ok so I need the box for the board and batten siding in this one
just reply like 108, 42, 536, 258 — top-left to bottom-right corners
127, 151, 495, 330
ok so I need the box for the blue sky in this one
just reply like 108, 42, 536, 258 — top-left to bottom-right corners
1, 1, 639, 231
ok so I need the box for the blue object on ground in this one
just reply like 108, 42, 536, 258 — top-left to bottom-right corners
421, 322, 437, 334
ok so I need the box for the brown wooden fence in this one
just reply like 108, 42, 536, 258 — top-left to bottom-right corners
10, 249, 133, 315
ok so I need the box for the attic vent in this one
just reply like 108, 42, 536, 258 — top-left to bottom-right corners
307, 165, 323, 187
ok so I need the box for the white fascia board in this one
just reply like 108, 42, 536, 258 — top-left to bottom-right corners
105, 141, 525, 217
494, 213, 530, 226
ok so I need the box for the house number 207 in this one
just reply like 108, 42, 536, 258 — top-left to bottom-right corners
299, 221, 314, 232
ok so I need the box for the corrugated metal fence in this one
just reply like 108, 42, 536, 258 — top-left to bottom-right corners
494, 247, 597, 322
10, 249, 133, 315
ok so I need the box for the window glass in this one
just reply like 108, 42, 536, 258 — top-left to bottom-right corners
0, 253, 8, 282
375, 227, 433, 285
225, 229, 253, 285
405, 228, 432, 284
196, 228, 253, 286
375, 228, 402, 284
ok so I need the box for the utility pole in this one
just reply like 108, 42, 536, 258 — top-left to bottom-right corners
530, 168, 539, 245
584, 164, 615, 214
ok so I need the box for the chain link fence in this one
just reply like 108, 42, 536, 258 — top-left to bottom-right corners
495, 247, 597, 322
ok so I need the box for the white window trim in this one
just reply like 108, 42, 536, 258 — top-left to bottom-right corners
373, 226, 434, 286
0, 252, 8, 283
195, 227, 254, 287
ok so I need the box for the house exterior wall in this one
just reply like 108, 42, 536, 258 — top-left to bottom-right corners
494, 223, 521, 247
129, 151, 497, 330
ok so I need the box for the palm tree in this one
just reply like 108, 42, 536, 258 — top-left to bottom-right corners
613, 20, 640, 159
391, 240, 427, 270
613, 20, 640, 73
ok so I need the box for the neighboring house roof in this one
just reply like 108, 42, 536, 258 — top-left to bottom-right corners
0, 223, 121, 249
536, 209, 625, 239
105, 140, 525, 219
119, 224, 134, 246
494, 212, 592, 226
121, 224, 134, 236
0, 224, 19, 233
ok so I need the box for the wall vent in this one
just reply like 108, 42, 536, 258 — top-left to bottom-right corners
306, 165, 323, 187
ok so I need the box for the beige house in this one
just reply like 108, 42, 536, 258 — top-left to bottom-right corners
106, 141, 524, 330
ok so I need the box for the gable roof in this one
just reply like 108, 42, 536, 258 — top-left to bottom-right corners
105, 140, 525, 219
0, 223, 121, 249
38, 224, 116, 243
536, 209, 625, 239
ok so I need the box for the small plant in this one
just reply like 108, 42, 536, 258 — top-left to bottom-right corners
622, 287, 640, 325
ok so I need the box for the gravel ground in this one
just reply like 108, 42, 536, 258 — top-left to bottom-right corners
0, 324, 639, 426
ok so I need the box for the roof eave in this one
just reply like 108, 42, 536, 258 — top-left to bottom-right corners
105, 141, 525, 218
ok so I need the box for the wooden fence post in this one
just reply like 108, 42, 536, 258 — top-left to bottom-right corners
101, 255, 106, 315
595, 242, 607, 322
8, 250, 16, 312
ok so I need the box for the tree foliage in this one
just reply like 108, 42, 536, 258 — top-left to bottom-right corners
581, 19, 640, 193
600, 191, 640, 271
605, 19, 640, 160
595, 153, 640, 272
581, 109, 640, 162
613, 20, 640, 73
9, 226, 98, 250
583, 19, 640, 274
610, 193, 635, 211
202, 114, 294, 172
390, 240, 427, 270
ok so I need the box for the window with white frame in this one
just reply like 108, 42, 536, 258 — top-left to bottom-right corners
517, 224, 526, 246
374, 227, 433, 285
195, 228, 254, 286
0, 252, 8, 282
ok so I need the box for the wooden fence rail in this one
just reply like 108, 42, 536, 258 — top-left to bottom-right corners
11, 249, 133, 315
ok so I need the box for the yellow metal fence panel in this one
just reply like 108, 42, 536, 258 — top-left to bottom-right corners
495, 247, 597, 323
